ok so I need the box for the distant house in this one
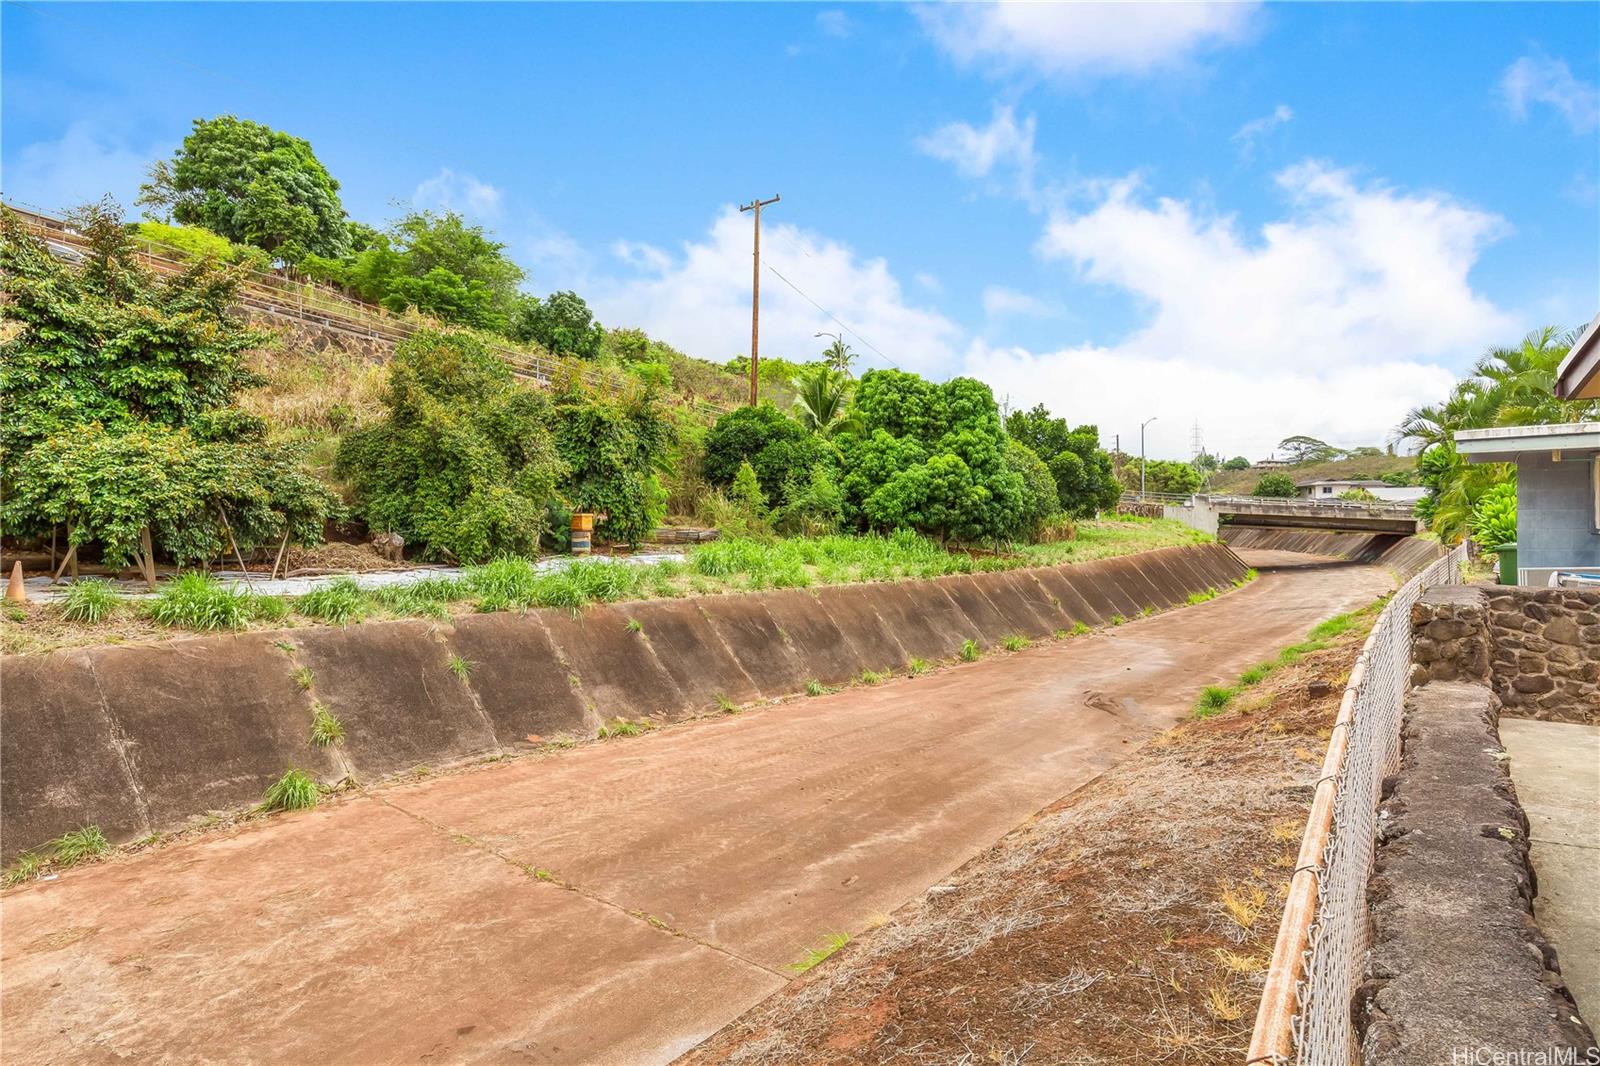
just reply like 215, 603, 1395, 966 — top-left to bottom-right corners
1555, 311, 1599, 401
1455, 422, 1600, 586
1253, 458, 1294, 469
1296, 478, 1386, 500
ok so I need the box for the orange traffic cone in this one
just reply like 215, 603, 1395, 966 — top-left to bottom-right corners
5, 561, 26, 604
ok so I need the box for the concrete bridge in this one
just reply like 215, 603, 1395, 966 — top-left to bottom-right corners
1128, 493, 1424, 536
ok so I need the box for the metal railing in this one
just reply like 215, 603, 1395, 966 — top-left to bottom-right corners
2, 200, 741, 414
1246, 541, 1468, 1065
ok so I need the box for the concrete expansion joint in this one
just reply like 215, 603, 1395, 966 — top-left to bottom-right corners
371, 793, 789, 980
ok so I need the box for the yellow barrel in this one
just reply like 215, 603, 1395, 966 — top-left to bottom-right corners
570, 513, 593, 555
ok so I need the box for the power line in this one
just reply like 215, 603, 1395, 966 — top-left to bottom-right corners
760, 258, 902, 371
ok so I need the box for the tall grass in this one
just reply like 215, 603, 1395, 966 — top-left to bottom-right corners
146, 572, 260, 630
60, 579, 123, 623
295, 578, 368, 624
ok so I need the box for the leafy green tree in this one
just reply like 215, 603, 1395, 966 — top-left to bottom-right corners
303, 210, 525, 334
336, 330, 564, 562
1, 202, 339, 567
1006, 439, 1061, 538
510, 290, 605, 359
1124, 458, 1204, 496
791, 365, 860, 436
836, 371, 1026, 543
1004, 405, 1120, 517
1276, 435, 1342, 463
1252, 473, 1298, 498
1223, 456, 1251, 471
704, 404, 830, 507
772, 465, 845, 536
139, 115, 349, 261
730, 461, 767, 514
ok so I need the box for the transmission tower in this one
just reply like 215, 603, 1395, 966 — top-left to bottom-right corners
1190, 420, 1205, 462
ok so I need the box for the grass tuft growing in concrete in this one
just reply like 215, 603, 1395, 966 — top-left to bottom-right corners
788, 932, 851, 974
262, 768, 319, 812
309, 702, 345, 746
295, 578, 368, 625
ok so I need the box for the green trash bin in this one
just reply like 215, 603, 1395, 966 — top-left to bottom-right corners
1494, 541, 1518, 585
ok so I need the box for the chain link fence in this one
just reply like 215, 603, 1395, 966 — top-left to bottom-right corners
1248, 542, 1468, 1065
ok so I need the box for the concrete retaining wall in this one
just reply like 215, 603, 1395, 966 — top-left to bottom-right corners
1220, 526, 1445, 577
0, 543, 1246, 861
1358, 681, 1597, 1062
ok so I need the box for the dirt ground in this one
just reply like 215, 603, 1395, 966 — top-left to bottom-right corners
0, 554, 1388, 1065
682, 607, 1373, 1065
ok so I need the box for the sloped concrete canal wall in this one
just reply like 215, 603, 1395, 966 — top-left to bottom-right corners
1, 544, 1247, 859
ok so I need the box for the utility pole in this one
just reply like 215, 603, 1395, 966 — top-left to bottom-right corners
1140, 416, 1158, 499
739, 194, 780, 406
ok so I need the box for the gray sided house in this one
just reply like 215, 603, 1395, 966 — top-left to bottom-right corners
1455, 422, 1600, 586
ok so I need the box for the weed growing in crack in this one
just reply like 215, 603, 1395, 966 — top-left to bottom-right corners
52, 825, 110, 867
447, 653, 474, 681
262, 769, 319, 812
1070, 621, 1091, 636
788, 932, 851, 974
293, 666, 315, 690
1001, 634, 1029, 652
960, 639, 981, 662
309, 702, 345, 746
804, 679, 827, 697
908, 657, 930, 677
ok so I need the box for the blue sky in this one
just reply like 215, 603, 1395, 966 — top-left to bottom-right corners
4, 1, 1597, 459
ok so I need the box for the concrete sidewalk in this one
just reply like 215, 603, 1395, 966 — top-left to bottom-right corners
0, 555, 1390, 1065
1500, 717, 1600, 1022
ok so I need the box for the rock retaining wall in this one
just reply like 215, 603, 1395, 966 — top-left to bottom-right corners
0, 544, 1247, 861
1410, 585, 1599, 723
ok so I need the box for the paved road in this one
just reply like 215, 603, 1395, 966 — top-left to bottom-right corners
1499, 718, 1600, 1020
0, 552, 1392, 1065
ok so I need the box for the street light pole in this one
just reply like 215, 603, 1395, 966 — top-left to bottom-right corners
1140, 417, 1158, 499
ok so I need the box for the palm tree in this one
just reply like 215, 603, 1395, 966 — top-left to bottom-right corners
820, 338, 857, 376
791, 366, 860, 437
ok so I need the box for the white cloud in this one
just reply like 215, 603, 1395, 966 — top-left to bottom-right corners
611, 239, 673, 274
1037, 161, 1512, 372
916, 1, 1260, 80
816, 9, 853, 39
915, 272, 944, 294
917, 104, 1037, 182
969, 159, 1513, 457
1500, 54, 1599, 133
411, 168, 504, 218
1231, 103, 1293, 154
5, 121, 159, 214
965, 341, 1455, 462
982, 285, 1059, 320
591, 208, 962, 373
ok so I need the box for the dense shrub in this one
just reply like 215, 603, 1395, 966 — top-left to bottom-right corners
1127, 458, 1205, 496
836, 370, 1027, 544
1004, 405, 1121, 517
510, 290, 604, 359
550, 383, 671, 546
1006, 439, 1063, 538
0, 203, 339, 567
1251, 473, 1298, 498
1470, 480, 1517, 550
703, 404, 830, 507
336, 330, 564, 562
